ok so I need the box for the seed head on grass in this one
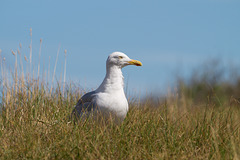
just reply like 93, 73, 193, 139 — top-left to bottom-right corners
11, 50, 15, 56
17, 48, 20, 55
24, 55, 28, 62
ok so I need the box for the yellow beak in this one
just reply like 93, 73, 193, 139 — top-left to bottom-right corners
128, 59, 142, 66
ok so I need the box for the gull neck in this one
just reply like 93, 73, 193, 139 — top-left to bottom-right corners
97, 65, 124, 92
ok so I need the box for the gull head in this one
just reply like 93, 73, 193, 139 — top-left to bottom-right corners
106, 52, 142, 68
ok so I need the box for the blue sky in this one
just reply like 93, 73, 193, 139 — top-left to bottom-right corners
1, 0, 240, 95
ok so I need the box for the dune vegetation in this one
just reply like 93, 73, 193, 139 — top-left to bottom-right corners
0, 37, 239, 159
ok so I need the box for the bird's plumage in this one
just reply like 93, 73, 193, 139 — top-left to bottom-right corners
71, 52, 142, 122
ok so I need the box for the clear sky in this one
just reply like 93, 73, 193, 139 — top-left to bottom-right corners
1, 0, 240, 95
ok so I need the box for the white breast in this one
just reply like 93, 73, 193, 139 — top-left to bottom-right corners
95, 91, 128, 120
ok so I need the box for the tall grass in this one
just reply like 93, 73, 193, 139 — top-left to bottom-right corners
0, 31, 239, 159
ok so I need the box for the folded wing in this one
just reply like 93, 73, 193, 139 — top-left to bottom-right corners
71, 91, 97, 119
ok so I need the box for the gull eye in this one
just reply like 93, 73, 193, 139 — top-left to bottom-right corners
118, 56, 123, 59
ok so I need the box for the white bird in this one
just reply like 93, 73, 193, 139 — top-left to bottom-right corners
71, 52, 142, 123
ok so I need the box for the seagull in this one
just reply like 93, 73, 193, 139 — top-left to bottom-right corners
71, 52, 142, 123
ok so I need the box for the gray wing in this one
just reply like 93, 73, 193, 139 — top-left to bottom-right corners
75, 91, 96, 107
71, 91, 97, 119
